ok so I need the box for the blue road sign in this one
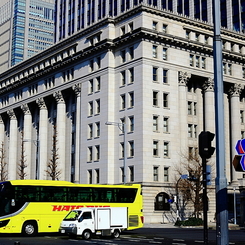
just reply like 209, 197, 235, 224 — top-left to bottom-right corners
235, 139, 245, 155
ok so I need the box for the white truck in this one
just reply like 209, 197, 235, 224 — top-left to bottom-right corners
59, 207, 128, 239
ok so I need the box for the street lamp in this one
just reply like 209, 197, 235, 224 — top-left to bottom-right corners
105, 121, 126, 184
23, 139, 40, 180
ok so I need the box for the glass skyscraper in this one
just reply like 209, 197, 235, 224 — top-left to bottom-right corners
0, 0, 54, 73
54, 0, 245, 42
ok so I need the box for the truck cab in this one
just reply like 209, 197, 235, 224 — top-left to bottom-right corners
60, 207, 127, 239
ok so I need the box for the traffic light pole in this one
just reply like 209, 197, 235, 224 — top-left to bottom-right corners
202, 157, 208, 245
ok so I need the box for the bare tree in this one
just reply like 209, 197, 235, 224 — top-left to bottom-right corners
173, 151, 212, 219
17, 131, 27, 180
0, 142, 8, 181
46, 125, 61, 180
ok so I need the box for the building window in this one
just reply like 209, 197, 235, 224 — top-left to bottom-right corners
162, 24, 167, 33
163, 93, 169, 108
121, 50, 126, 63
88, 101, 93, 116
89, 79, 93, 94
188, 124, 197, 138
153, 67, 158, 81
129, 166, 134, 182
241, 110, 244, 123
88, 170, 92, 184
129, 68, 134, 84
95, 122, 100, 137
153, 166, 159, 181
121, 26, 125, 35
163, 117, 169, 132
153, 115, 158, 131
163, 48, 167, 60
88, 146, 93, 162
96, 77, 101, 91
120, 142, 125, 158
152, 21, 158, 30
95, 99, 100, 114
129, 46, 134, 60
88, 124, 93, 139
95, 145, 100, 161
95, 169, 100, 183
129, 141, 134, 157
153, 140, 159, 156
120, 167, 125, 183
153, 45, 158, 58
243, 67, 245, 79
188, 101, 192, 115
163, 141, 169, 157
96, 56, 101, 69
164, 167, 169, 182
223, 62, 232, 75
242, 131, 245, 139
63, 68, 74, 82
89, 60, 94, 71
163, 69, 168, 83
153, 91, 158, 106
129, 116, 134, 132
129, 92, 134, 108
128, 22, 133, 32
120, 94, 126, 110
121, 71, 126, 86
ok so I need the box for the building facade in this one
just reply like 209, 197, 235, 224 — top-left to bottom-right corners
0, 2, 245, 223
0, 0, 54, 73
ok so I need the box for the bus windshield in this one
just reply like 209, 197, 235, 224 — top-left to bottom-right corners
0, 182, 25, 216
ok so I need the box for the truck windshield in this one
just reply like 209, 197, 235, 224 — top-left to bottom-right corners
64, 210, 81, 221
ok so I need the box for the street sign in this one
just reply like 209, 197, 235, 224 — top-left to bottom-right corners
235, 139, 245, 155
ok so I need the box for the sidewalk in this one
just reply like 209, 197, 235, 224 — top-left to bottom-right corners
143, 222, 242, 230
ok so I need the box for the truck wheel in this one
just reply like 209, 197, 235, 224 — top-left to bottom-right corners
112, 229, 120, 238
22, 221, 37, 237
82, 230, 92, 240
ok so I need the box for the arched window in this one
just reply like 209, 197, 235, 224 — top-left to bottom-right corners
154, 192, 170, 211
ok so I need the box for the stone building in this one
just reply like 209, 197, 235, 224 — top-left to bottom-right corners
0, 2, 245, 223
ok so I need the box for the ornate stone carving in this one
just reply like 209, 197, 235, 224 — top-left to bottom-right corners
21, 104, 31, 115
72, 83, 81, 96
36, 97, 47, 109
7, 109, 16, 120
179, 71, 191, 86
54, 91, 65, 103
203, 77, 214, 92
229, 83, 243, 97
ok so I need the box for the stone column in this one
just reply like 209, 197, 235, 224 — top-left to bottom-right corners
7, 109, 17, 180
178, 71, 191, 154
203, 78, 215, 132
21, 104, 32, 179
36, 98, 48, 180
73, 84, 81, 183
229, 84, 243, 184
0, 115, 4, 144
54, 91, 66, 180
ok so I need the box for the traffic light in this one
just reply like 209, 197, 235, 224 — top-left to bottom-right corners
198, 131, 215, 159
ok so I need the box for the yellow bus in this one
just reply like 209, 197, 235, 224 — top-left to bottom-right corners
0, 180, 143, 236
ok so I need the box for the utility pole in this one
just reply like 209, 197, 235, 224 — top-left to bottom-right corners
213, 1, 229, 244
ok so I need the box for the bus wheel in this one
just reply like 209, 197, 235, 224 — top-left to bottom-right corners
112, 229, 120, 238
22, 221, 37, 236
82, 229, 91, 240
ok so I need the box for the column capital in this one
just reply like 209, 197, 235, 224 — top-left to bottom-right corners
72, 83, 81, 96
229, 83, 243, 97
179, 71, 191, 86
36, 97, 47, 109
203, 77, 214, 92
7, 109, 16, 120
54, 91, 65, 103
21, 104, 31, 115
